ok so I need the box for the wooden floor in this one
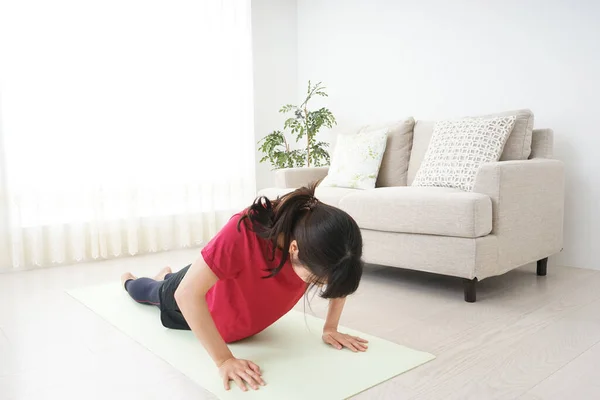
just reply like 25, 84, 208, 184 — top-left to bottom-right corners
1, 249, 599, 400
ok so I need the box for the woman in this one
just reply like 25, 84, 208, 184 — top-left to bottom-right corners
121, 183, 366, 391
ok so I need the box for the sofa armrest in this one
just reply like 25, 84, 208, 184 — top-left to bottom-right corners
472, 159, 565, 274
274, 167, 329, 189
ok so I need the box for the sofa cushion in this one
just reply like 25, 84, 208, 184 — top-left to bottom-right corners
315, 187, 360, 207
407, 109, 535, 185
358, 117, 415, 187
478, 109, 534, 161
412, 116, 516, 192
338, 187, 492, 238
321, 128, 388, 190
407, 120, 435, 185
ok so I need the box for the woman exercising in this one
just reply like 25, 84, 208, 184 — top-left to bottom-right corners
120, 183, 367, 391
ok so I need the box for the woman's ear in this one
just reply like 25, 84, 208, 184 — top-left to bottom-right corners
289, 240, 299, 255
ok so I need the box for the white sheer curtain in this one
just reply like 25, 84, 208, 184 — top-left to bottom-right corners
0, 0, 255, 270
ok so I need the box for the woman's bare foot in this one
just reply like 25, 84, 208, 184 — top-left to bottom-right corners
153, 266, 172, 281
121, 272, 137, 289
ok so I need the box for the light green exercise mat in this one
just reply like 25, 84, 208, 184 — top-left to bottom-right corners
68, 282, 434, 399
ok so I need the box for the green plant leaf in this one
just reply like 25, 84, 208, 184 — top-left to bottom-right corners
280, 104, 296, 113
258, 80, 334, 169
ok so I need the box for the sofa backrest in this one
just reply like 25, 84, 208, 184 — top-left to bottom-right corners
360, 117, 415, 187
406, 120, 434, 186
406, 109, 541, 185
529, 128, 554, 159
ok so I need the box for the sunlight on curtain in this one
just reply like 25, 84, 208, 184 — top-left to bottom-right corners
0, 0, 255, 269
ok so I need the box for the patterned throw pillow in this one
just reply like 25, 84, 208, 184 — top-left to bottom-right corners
412, 116, 517, 191
321, 129, 388, 190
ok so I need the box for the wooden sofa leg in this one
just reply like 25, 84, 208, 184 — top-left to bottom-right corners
537, 257, 548, 276
463, 278, 478, 303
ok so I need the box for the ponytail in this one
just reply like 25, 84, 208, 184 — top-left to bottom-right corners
238, 182, 320, 277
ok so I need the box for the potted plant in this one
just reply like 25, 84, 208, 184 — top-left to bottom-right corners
258, 81, 336, 170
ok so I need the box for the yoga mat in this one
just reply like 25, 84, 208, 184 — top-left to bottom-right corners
69, 283, 434, 399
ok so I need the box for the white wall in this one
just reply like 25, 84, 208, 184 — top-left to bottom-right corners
297, 0, 600, 269
252, 0, 298, 190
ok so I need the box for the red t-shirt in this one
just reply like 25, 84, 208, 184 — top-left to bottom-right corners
201, 213, 306, 343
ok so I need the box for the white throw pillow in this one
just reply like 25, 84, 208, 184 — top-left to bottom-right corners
321, 129, 388, 190
412, 116, 516, 191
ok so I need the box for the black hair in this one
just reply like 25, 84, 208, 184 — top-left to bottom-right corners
238, 182, 363, 298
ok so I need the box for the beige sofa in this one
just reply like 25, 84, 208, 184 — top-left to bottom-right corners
259, 110, 565, 302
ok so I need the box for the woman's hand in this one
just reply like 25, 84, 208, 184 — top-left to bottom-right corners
218, 357, 265, 391
322, 328, 369, 352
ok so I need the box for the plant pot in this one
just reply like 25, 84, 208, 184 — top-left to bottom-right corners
274, 167, 330, 189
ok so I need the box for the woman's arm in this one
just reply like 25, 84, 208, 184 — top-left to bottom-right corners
322, 297, 369, 352
174, 256, 264, 391
174, 256, 231, 364
324, 297, 346, 332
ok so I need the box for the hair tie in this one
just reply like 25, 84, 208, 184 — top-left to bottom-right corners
305, 197, 319, 211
